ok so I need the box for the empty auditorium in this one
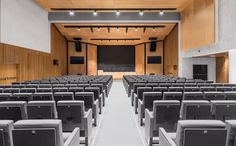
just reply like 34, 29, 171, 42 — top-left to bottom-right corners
0, 0, 236, 146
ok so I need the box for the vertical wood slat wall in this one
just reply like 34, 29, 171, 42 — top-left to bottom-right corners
0, 24, 67, 83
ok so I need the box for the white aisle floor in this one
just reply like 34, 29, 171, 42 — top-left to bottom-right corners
92, 80, 145, 146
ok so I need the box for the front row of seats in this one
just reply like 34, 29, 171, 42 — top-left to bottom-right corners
0, 100, 93, 146
159, 120, 236, 146
0, 119, 80, 146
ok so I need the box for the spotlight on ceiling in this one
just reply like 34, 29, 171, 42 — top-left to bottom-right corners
159, 10, 164, 16
153, 27, 156, 31
98, 27, 101, 31
135, 27, 138, 31
93, 10, 98, 16
139, 10, 144, 16
69, 10, 75, 16
77, 27, 81, 31
116, 10, 120, 16
116, 27, 119, 31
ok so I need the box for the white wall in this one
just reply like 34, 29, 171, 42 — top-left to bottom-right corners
0, 0, 50, 53
182, 57, 216, 82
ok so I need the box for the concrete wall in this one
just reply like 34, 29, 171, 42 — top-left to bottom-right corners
182, 57, 216, 82
0, 0, 50, 53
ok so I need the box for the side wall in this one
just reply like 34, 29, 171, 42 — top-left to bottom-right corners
0, 24, 67, 84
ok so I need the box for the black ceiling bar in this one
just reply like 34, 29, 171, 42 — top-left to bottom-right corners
90, 27, 94, 33
143, 27, 146, 33
51, 8, 177, 11
64, 25, 165, 28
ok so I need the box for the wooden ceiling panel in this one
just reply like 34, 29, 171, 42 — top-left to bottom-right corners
35, 0, 191, 11
55, 23, 176, 45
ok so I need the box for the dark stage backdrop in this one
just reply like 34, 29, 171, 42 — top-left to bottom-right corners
97, 45, 135, 72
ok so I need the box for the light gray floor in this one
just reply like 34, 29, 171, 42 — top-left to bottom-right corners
92, 80, 145, 146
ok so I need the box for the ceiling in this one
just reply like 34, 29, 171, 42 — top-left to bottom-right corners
55, 23, 176, 45
35, 0, 191, 12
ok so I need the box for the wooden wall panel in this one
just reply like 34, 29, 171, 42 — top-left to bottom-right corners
87, 44, 97, 75
164, 24, 179, 76
146, 42, 164, 75
135, 44, 145, 75
68, 42, 87, 75
181, 0, 215, 51
216, 56, 229, 83
0, 24, 67, 83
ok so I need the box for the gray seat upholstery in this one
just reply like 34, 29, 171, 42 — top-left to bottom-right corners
204, 91, 226, 100
183, 92, 204, 100
13, 120, 80, 146
68, 87, 84, 96
216, 87, 233, 92
20, 88, 36, 93
0, 101, 27, 122
26, 84, 39, 88
153, 87, 168, 95
75, 92, 99, 126
130, 83, 145, 106
54, 92, 74, 103
211, 100, 236, 121
12, 85, 26, 89
36, 88, 53, 93
159, 120, 227, 146
184, 87, 200, 92
11, 93, 33, 101
138, 92, 163, 126
32, 93, 54, 101
57, 101, 92, 146
0, 120, 14, 146
224, 91, 236, 100
169, 87, 184, 92
38, 84, 52, 88
3, 88, 19, 94
180, 100, 211, 120
84, 87, 103, 114
163, 92, 183, 101
27, 101, 57, 119
200, 86, 216, 92
225, 120, 236, 146
0, 93, 12, 101
145, 100, 180, 146
53, 87, 68, 93
134, 87, 152, 114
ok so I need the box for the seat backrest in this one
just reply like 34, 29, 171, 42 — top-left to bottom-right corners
3, 88, 19, 94
176, 120, 226, 146
143, 92, 162, 110
146, 83, 159, 88
38, 84, 52, 88
211, 100, 236, 121
184, 83, 197, 87
183, 92, 204, 100
53, 87, 68, 93
171, 83, 184, 87
200, 86, 216, 92
0, 101, 27, 122
180, 100, 211, 120
225, 120, 236, 146
0, 93, 12, 101
20, 88, 36, 93
225, 91, 236, 100
11, 93, 33, 102
84, 87, 100, 100
169, 87, 184, 92
216, 87, 233, 92
32, 93, 53, 101
36, 88, 52, 93
153, 100, 180, 132
26, 84, 39, 88
137, 87, 152, 100
0, 120, 13, 146
57, 101, 85, 132
68, 87, 84, 95
184, 87, 200, 92
13, 120, 63, 146
159, 83, 171, 87
163, 92, 183, 101
74, 92, 94, 110
53, 92, 74, 102
133, 83, 146, 94
27, 101, 57, 119
204, 91, 226, 100
77, 84, 90, 89
153, 87, 168, 95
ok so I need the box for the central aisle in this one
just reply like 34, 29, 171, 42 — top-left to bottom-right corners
92, 80, 145, 146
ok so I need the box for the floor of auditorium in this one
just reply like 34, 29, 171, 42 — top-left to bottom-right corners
91, 80, 147, 146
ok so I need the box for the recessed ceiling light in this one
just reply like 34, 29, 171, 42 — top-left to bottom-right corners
135, 27, 138, 31
160, 10, 164, 15
69, 11, 75, 16
77, 27, 81, 31
116, 27, 119, 31
98, 27, 101, 31
139, 11, 144, 16
116, 10, 120, 16
153, 27, 156, 31
93, 11, 98, 16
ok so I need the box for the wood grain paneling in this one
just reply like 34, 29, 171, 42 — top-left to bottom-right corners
87, 44, 97, 75
146, 42, 164, 75
135, 44, 145, 75
0, 24, 67, 83
68, 42, 87, 75
164, 24, 179, 76
0, 64, 18, 84
181, 0, 215, 51
216, 55, 229, 83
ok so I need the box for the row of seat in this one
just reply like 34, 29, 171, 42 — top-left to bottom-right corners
0, 119, 80, 146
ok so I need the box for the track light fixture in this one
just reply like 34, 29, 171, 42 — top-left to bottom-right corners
159, 10, 164, 15
116, 27, 119, 31
135, 27, 138, 31
97, 27, 101, 31
139, 10, 144, 16
69, 10, 75, 16
116, 10, 120, 16
93, 10, 98, 16
77, 27, 81, 31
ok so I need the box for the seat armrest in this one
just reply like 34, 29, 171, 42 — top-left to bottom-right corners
93, 99, 99, 126
145, 109, 154, 142
64, 128, 80, 146
138, 99, 144, 126
84, 109, 93, 138
159, 128, 177, 146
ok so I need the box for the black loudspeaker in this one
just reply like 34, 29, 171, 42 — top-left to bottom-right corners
53, 59, 59, 66
193, 65, 208, 80
150, 41, 157, 52
75, 41, 82, 52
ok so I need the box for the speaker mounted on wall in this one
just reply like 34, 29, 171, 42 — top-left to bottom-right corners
75, 41, 82, 52
150, 41, 157, 52
53, 59, 59, 66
